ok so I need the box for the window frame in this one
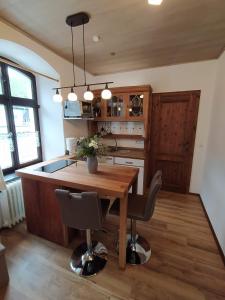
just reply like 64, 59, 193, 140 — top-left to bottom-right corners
0, 60, 42, 174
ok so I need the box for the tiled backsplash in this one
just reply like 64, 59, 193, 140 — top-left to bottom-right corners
97, 122, 145, 149
97, 122, 144, 136
102, 138, 144, 149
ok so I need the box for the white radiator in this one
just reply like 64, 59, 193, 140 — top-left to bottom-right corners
0, 179, 25, 228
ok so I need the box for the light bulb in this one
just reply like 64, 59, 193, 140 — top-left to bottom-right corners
84, 86, 94, 101
53, 89, 63, 102
148, 0, 163, 5
68, 88, 78, 101
101, 84, 112, 100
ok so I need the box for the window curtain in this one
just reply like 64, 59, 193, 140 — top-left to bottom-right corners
0, 167, 25, 228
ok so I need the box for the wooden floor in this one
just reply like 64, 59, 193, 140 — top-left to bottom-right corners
0, 191, 225, 300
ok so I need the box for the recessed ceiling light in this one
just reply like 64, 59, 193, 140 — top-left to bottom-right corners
148, 0, 163, 5
92, 35, 100, 42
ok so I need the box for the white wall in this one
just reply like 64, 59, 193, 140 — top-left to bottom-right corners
94, 61, 218, 193
201, 50, 225, 255
36, 75, 65, 160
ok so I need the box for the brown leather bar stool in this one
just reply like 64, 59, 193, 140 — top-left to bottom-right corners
109, 170, 162, 265
55, 190, 110, 277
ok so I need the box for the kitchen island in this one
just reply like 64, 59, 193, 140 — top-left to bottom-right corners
16, 156, 138, 269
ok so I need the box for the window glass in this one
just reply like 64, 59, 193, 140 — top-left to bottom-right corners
13, 106, 39, 164
8, 67, 33, 99
0, 105, 13, 169
0, 67, 3, 95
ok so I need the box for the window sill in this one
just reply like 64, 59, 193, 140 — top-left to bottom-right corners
4, 173, 19, 183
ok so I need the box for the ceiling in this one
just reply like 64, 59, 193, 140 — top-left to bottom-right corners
0, 0, 225, 75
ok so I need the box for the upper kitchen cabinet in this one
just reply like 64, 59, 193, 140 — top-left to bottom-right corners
127, 92, 149, 121
106, 93, 126, 120
92, 85, 152, 122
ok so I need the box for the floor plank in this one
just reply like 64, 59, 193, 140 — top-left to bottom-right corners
0, 191, 225, 300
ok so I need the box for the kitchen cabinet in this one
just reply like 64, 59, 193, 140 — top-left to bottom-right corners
126, 92, 149, 121
98, 156, 114, 164
88, 85, 152, 194
99, 155, 144, 195
92, 96, 103, 119
114, 157, 144, 195
106, 94, 126, 119
92, 85, 151, 123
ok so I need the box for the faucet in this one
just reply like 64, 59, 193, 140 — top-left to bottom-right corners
114, 137, 118, 151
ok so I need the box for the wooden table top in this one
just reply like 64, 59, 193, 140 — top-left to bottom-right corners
16, 157, 139, 198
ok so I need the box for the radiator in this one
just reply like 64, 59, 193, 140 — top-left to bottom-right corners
0, 179, 25, 228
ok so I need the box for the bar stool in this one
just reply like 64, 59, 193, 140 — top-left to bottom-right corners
109, 170, 162, 265
55, 190, 110, 277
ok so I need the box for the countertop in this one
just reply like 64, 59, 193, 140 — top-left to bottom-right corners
16, 156, 139, 197
106, 147, 145, 160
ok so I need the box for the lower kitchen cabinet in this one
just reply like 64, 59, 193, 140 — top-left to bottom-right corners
98, 156, 114, 164
115, 157, 144, 195
99, 156, 144, 194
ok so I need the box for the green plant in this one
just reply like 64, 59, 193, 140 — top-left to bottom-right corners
76, 135, 106, 158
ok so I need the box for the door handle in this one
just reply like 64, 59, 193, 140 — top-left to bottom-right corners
125, 161, 134, 165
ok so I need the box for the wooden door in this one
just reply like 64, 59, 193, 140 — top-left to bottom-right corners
150, 91, 200, 193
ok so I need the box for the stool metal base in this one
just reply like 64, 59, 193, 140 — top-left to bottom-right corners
126, 234, 151, 265
70, 241, 107, 277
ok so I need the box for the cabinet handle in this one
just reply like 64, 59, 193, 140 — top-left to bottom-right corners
125, 161, 133, 165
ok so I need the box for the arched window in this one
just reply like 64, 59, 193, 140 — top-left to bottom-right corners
0, 59, 42, 173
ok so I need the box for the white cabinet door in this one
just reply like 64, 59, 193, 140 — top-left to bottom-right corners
114, 157, 144, 167
99, 156, 114, 164
114, 157, 144, 195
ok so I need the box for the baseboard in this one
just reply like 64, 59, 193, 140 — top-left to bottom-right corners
192, 193, 225, 266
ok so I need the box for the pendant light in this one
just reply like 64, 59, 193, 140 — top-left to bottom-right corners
68, 87, 78, 101
82, 22, 94, 101
84, 86, 94, 101
53, 89, 63, 102
52, 12, 114, 102
101, 83, 112, 100
67, 25, 78, 101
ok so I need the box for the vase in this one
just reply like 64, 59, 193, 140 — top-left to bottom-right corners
87, 156, 98, 174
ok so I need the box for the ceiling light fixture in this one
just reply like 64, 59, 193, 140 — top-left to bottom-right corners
92, 35, 100, 42
84, 85, 94, 101
101, 83, 112, 100
53, 12, 113, 102
68, 87, 78, 101
148, 0, 163, 5
53, 89, 63, 102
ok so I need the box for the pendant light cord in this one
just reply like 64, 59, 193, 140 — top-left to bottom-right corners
82, 22, 87, 86
71, 25, 76, 87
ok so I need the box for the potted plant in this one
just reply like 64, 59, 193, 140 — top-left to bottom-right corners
76, 135, 106, 173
